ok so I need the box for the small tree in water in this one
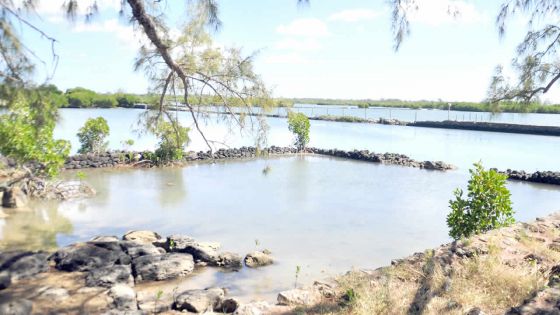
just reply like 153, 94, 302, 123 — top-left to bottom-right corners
287, 112, 310, 151
152, 119, 190, 163
77, 117, 110, 154
447, 162, 514, 240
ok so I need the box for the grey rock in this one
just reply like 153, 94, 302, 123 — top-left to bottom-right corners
234, 301, 276, 315
0, 251, 48, 280
218, 298, 240, 313
132, 253, 194, 281
277, 288, 322, 306
0, 299, 33, 315
1, 186, 28, 208
86, 265, 134, 287
173, 287, 225, 313
466, 307, 485, 315
166, 235, 240, 268
51, 242, 130, 272
109, 284, 138, 311
0, 271, 11, 290
215, 252, 243, 269
244, 251, 273, 268
91, 235, 120, 242
120, 241, 165, 259
122, 231, 162, 244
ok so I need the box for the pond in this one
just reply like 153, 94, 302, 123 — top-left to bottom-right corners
2, 155, 559, 301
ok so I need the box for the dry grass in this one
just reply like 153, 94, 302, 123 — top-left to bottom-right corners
294, 227, 557, 315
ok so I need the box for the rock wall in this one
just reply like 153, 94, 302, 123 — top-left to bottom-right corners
502, 169, 560, 185
410, 120, 560, 136
63, 146, 454, 172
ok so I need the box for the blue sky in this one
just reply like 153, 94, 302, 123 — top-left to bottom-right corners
22, 0, 558, 102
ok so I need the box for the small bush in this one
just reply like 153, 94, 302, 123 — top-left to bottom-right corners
447, 162, 514, 240
287, 112, 310, 150
152, 120, 190, 163
77, 117, 110, 154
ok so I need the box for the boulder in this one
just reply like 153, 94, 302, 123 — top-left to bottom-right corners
277, 288, 322, 306
173, 288, 225, 313
122, 231, 162, 244
214, 252, 243, 269
132, 253, 194, 281
0, 299, 33, 315
120, 241, 165, 259
234, 301, 279, 315
1, 186, 27, 208
90, 235, 120, 242
51, 242, 130, 272
244, 251, 273, 268
0, 271, 11, 290
166, 235, 239, 268
86, 265, 134, 288
0, 251, 49, 280
218, 298, 240, 313
109, 284, 138, 311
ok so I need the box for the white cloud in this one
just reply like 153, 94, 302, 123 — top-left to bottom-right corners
263, 53, 307, 64
406, 0, 484, 26
276, 18, 329, 37
274, 38, 321, 51
72, 19, 148, 49
328, 9, 379, 22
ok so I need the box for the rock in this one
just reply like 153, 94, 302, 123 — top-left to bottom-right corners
109, 284, 138, 310
277, 288, 322, 306
466, 307, 485, 315
51, 242, 130, 272
215, 252, 243, 269
1, 186, 28, 208
173, 288, 225, 313
123, 231, 162, 244
86, 265, 134, 287
121, 241, 165, 259
38, 286, 69, 301
137, 290, 173, 313
132, 253, 194, 281
0, 271, 11, 290
234, 301, 278, 315
0, 251, 48, 280
0, 299, 33, 315
217, 298, 240, 313
91, 235, 120, 242
244, 251, 273, 268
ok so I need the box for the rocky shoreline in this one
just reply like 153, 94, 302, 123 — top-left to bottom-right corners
2, 213, 560, 314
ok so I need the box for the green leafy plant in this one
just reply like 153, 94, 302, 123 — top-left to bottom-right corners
77, 117, 110, 154
287, 112, 310, 151
121, 139, 135, 151
447, 162, 514, 240
152, 120, 190, 163
294, 265, 302, 288
0, 95, 70, 177
262, 165, 271, 175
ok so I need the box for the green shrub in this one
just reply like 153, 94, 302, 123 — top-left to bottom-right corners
92, 94, 117, 108
153, 120, 190, 163
287, 112, 310, 150
77, 117, 110, 154
0, 95, 70, 177
447, 162, 514, 240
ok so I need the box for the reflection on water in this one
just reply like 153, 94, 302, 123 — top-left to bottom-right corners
2, 155, 559, 301
0, 201, 73, 251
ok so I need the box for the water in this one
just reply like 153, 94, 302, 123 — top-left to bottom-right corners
54, 108, 560, 171
2, 156, 559, 301
2, 108, 559, 301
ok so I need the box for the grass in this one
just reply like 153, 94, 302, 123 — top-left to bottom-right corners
316, 115, 371, 123
291, 223, 559, 315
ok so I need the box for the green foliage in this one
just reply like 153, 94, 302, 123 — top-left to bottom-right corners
115, 93, 140, 108
75, 171, 86, 181
152, 120, 190, 163
447, 162, 514, 240
318, 115, 370, 123
92, 94, 117, 108
287, 112, 310, 150
77, 117, 110, 154
66, 87, 96, 108
0, 95, 70, 177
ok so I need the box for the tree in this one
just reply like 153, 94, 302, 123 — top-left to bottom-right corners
152, 120, 190, 163
76, 117, 110, 154
287, 111, 310, 151
390, 0, 560, 104
447, 162, 514, 240
0, 94, 70, 177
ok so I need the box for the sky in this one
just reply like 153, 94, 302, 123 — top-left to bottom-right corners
20, 0, 560, 102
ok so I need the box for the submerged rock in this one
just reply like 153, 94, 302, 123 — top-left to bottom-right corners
244, 251, 273, 268
51, 242, 130, 272
173, 287, 225, 313
132, 253, 194, 281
